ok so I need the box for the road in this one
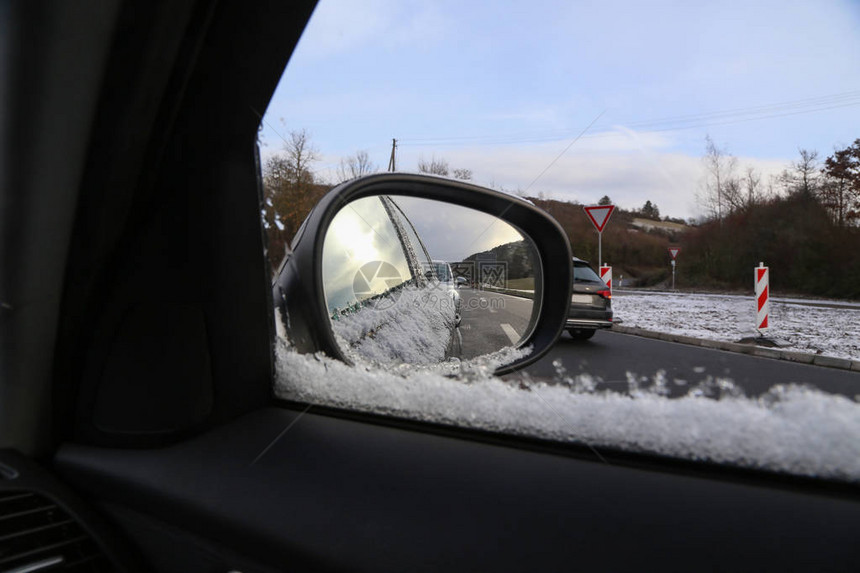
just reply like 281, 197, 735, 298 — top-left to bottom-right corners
457, 288, 533, 359
515, 329, 860, 398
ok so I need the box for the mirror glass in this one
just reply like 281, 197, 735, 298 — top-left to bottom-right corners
322, 194, 540, 366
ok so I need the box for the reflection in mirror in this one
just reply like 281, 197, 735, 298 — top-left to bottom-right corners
322, 195, 541, 366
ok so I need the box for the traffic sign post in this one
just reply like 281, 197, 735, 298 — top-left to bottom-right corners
668, 247, 681, 291
583, 205, 615, 267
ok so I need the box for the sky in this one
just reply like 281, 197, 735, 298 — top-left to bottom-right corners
394, 196, 525, 261
260, 0, 860, 220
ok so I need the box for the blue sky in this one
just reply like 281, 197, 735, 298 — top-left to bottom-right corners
261, 0, 860, 219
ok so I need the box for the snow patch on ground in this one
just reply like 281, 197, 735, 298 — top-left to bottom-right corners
613, 291, 860, 361
275, 342, 860, 482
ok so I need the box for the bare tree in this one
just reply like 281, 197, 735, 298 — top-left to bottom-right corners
719, 165, 767, 213
699, 135, 738, 221
337, 150, 377, 182
742, 166, 766, 209
722, 176, 745, 214
280, 128, 319, 186
772, 149, 822, 200
791, 148, 820, 197
418, 155, 450, 177
452, 167, 472, 181
262, 128, 322, 255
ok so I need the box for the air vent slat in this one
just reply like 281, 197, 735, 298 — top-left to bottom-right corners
1, 489, 114, 571
0, 505, 59, 523
63, 553, 99, 569
4, 555, 65, 573
0, 518, 76, 543
0, 493, 39, 506
0, 534, 89, 566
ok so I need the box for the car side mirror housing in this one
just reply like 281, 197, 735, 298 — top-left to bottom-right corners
272, 173, 572, 375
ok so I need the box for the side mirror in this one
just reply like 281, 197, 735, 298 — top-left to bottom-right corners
273, 173, 572, 375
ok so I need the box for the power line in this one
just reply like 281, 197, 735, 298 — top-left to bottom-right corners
397, 90, 860, 148
524, 110, 605, 193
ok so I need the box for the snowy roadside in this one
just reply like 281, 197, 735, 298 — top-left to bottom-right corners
273, 287, 860, 482
612, 291, 860, 362
276, 341, 860, 482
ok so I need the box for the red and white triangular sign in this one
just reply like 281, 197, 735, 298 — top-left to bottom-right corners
583, 205, 615, 232
668, 247, 681, 260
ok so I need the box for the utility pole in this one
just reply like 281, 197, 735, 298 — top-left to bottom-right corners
387, 138, 397, 172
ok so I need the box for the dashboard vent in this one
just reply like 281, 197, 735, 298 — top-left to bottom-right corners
0, 491, 113, 572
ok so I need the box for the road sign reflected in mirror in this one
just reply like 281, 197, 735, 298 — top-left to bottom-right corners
322, 195, 541, 366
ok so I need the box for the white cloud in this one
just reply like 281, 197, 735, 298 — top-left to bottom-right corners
395, 138, 791, 220
258, 121, 792, 222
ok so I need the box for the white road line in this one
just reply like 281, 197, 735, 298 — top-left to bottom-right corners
500, 323, 520, 345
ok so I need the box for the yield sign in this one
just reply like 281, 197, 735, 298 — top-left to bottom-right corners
668, 247, 681, 260
583, 205, 615, 232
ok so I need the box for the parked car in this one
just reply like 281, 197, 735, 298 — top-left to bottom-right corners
567, 257, 613, 340
430, 259, 461, 322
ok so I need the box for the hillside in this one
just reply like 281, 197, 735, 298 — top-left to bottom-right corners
528, 193, 860, 298
527, 197, 681, 287
461, 239, 537, 284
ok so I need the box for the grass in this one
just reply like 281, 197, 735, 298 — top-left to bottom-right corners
505, 277, 535, 290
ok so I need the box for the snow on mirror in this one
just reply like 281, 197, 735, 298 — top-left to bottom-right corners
322, 195, 540, 366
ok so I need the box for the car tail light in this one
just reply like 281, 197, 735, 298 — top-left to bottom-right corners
596, 289, 611, 300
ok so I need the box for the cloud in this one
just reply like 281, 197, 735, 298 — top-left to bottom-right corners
396, 138, 790, 220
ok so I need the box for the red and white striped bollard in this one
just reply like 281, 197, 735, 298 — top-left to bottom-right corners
755, 262, 769, 334
600, 265, 612, 295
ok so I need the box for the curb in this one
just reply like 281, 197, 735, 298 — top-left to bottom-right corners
611, 324, 860, 372
480, 286, 535, 300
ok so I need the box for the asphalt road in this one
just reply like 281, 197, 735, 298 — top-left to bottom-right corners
458, 288, 533, 359
515, 329, 860, 398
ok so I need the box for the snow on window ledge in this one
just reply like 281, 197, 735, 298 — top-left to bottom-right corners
274, 341, 860, 482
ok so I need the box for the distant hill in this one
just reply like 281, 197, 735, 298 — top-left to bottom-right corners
462, 239, 536, 280
525, 197, 679, 287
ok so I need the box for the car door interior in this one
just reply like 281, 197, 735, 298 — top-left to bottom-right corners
4, 0, 859, 572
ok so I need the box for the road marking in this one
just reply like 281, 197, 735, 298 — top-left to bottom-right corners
478, 296, 498, 313
500, 323, 520, 345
